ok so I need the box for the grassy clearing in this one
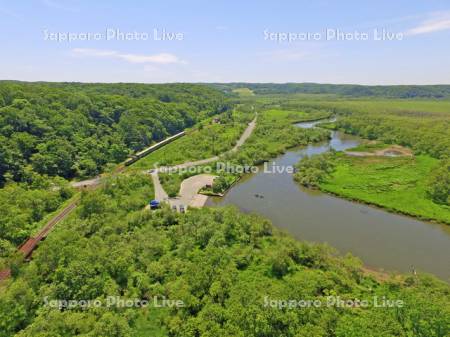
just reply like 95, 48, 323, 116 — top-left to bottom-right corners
159, 163, 239, 198
246, 108, 330, 156
159, 172, 185, 197
232, 87, 255, 96
157, 107, 332, 197
129, 111, 252, 170
306, 99, 450, 158
346, 141, 391, 153
316, 121, 337, 130
320, 154, 450, 224
322, 99, 450, 115
263, 108, 330, 123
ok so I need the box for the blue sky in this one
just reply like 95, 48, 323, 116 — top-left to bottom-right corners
0, 0, 450, 84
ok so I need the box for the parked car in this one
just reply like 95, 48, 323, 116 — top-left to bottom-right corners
149, 200, 160, 209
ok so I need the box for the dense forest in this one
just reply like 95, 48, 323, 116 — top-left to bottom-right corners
1, 83, 449, 336
0, 81, 229, 184
1, 174, 448, 337
0, 81, 229, 251
213, 83, 450, 98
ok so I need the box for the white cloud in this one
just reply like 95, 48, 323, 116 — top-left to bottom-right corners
406, 11, 450, 35
118, 53, 184, 64
72, 48, 117, 57
72, 48, 186, 64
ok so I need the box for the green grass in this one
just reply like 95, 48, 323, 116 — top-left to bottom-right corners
30, 191, 80, 236
159, 166, 215, 197
159, 172, 185, 197
320, 99, 450, 115
272, 98, 450, 116
131, 106, 329, 172
320, 154, 450, 224
159, 163, 240, 197
252, 109, 330, 155
316, 121, 337, 130
129, 114, 250, 170
232, 87, 255, 96
263, 108, 331, 123
346, 141, 389, 153
142, 106, 331, 199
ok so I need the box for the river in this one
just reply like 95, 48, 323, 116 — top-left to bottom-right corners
208, 119, 450, 281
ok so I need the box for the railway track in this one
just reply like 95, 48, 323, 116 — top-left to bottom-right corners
19, 201, 78, 258
1, 117, 256, 282
0, 200, 78, 281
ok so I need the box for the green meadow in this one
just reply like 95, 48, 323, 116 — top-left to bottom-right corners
320, 154, 450, 224
232, 87, 255, 96
130, 112, 251, 169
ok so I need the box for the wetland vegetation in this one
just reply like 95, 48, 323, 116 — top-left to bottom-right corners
1, 83, 450, 337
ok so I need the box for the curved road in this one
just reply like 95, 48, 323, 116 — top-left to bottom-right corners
153, 115, 257, 174
150, 115, 257, 206
3, 114, 410, 283
0, 115, 257, 281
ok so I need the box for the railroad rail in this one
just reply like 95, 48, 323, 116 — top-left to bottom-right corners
0, 201, 78, 281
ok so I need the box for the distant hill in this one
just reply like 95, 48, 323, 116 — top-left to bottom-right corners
211, 83, 450, 98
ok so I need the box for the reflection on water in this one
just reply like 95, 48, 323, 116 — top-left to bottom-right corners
208, 119, 450, 281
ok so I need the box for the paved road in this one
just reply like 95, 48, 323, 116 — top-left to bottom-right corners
154, 115, 257, 174
150, 171, 169, 201
150, 115, 257, 208
230, 116, 257, 152
1, 115, 257, 281
172, 174, 216, 208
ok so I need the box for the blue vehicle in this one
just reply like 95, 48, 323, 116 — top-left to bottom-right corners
149, 200, 160, 209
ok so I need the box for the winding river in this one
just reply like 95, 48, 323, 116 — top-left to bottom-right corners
208, 119, 450, 281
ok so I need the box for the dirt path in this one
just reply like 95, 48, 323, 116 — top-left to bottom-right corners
71, 177, 101, 188
345, 145, 413, 157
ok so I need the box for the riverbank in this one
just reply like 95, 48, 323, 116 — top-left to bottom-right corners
293, 118, 450, 225
154, 110, 331, 201
148, 114, 258, 209
318, 154, 450, 225
210, 116, 450, 280
130, 110, 253, 170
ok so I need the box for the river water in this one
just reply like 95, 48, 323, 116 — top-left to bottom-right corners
208, 119, 450, 281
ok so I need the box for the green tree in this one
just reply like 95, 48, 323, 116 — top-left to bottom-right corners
427, 160, 450, 205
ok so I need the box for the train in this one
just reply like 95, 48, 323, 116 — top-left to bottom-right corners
124, 131, 186, 166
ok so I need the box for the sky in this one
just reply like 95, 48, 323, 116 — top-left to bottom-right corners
0, 0, 450, 84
